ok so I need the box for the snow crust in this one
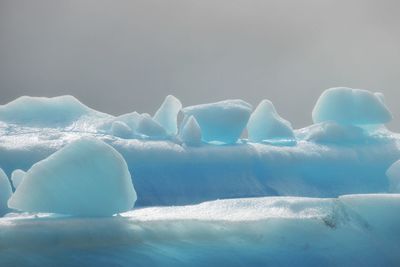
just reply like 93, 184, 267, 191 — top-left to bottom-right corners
8, 138, 137, 216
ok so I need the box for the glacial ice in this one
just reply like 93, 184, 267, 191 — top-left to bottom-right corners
136, 113, 167, 138
247, 99, 294, 142
182, 99, 252, 144
153, 95, 182, 135
0, 169, 12, 216
0, 89, 399, 266
386, 160, 400, 192
0, 95, 107, 127
180, 115, 202, 146
111, 121, 133, 139
8, 137, 137, 216
0, 194, 399, 267
11, 169, 25, 189
312, 87, 392, 125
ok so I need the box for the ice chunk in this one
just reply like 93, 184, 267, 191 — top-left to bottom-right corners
0, 95, 101, 127
0, 169, 12, 216
153, 95, 182, 135
96, 111, 141, 135
312, 87, 392, 125
386, 160, 400, 192
247, 99, 294, 142
136, 113, 167, 138
8, 137, 136, 216
11, 169, 26, 189
180, 115, 202, 146
111, 121, 133, 139
182, 99, 252, 144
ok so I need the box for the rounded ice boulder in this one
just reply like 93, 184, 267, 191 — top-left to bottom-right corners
0, 169, 12, 216
312, 87, 392, 125
182, 99, 252, 144
8, 137, 137, 216
247, 99, 294, 142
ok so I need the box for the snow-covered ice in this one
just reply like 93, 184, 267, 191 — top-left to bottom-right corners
0, 194, 399, 267
8, 137, 137, 216
182, 99, 252, 144
247, 99, 294, 142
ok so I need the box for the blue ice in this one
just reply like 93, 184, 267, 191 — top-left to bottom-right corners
247, 99, 294, 142
8, 137, 137, 216
182, 99, 252, 144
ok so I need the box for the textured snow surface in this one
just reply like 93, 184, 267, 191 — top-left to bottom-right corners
8, 138, 137, 216
312, 87, 392, 125
0, 194, 399, 267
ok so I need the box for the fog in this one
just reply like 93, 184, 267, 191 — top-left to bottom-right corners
1, 0, 400, 130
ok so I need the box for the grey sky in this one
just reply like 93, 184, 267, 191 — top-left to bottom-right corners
1, 0, 400, 130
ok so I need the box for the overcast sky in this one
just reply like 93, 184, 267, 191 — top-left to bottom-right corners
1, 0, 400, 130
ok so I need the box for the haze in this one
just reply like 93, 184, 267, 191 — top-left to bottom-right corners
1, 0, 400, 130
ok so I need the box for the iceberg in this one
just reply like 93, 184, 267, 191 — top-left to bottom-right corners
182, 99, 252, 144
180, 115, 202, 146
312, 87, 392, 125
247, 99, 295, 142
11, 169, 26, 189
0, 169, 12, 216
153, 95, 182, 135
8, 137, 137, 216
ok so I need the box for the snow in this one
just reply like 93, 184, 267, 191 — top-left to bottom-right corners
153, 95, 182, 135
11, 169, 25, 189
247, 99, 294, 142
0, 169, 12, 216
312, 87, 392, 125
8, 137, 137, 216
386, 160, 400, 192
0, 194, 399, 266
180, 115, 202, 146
182, 99, 252, 144
136, 113, 167, 138
111, 121, 133, 139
